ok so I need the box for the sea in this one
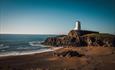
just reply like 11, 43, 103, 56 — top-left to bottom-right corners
0, 34, 57, 57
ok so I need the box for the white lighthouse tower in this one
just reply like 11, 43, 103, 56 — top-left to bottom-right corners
74, 21, 81, 30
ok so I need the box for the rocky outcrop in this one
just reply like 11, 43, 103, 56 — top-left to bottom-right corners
42, 30, 115, 47
68, 30, 99, 37
82, 33, 115, 47
53, 50, 83, 57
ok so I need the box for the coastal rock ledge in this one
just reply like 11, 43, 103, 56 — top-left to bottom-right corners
42, 30, 115, 47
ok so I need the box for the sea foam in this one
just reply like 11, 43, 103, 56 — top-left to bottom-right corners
0, 49, 51, 57
0, 47, 62, 57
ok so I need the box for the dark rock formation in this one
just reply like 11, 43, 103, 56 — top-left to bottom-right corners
82, 33, 115, 47
53, 50, 83, 57
68, 30, 99, 37
42, 30, 115, 47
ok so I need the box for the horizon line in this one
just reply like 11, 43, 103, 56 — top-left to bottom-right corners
0, 33, 66, 35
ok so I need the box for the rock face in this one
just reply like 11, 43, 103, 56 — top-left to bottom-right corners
68, 30, 99, 37
54, 50, 83, 57
42, 30, 115, 47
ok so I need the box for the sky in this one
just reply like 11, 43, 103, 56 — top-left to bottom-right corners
0, 0, 115, 34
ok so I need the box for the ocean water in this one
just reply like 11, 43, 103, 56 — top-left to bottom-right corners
0, 34, 57, 57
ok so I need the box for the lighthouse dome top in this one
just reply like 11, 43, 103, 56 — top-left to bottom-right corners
74, 21, 81, 30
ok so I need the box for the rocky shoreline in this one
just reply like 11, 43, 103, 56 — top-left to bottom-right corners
42, 30, 115, 47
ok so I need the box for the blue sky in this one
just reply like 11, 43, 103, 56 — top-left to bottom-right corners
0, 0, 115, 34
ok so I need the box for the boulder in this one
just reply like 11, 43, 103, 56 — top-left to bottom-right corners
54, 50, 83, 57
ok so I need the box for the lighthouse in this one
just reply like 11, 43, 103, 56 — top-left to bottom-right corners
74, 21, 81, 30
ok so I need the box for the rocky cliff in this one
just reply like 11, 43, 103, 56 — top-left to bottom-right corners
42, 30, 115, 47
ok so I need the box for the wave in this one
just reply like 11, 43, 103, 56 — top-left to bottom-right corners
17, 47, 37, 50
29, 41, 44, 46
0, 44, 4, 47
0, 48, 52, 57
0, 47, 62, 57
0, 45, 9, 49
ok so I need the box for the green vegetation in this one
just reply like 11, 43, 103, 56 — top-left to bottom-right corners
83, 33, 115, 38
